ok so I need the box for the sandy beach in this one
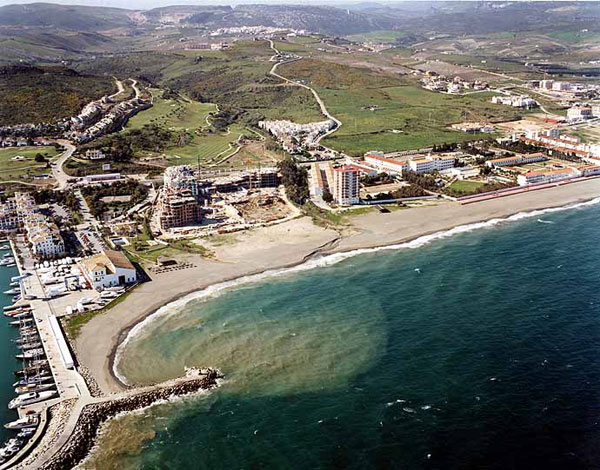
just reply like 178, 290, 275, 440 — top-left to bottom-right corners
74, 178, 600, 394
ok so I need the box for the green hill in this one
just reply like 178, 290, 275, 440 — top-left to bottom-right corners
0, 65, 114, 125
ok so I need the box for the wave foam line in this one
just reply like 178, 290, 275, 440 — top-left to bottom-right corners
113, 196, 600, 384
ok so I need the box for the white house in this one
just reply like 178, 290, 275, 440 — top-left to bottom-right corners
81, 249, 137, 290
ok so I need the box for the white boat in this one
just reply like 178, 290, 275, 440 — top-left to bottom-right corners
9, 319, 33, 327
4, 414, 39, 430
4, 289, 20, 295
0, 438, 22, 458
15, 382, 54, 394
0, 244, 10, 250
8, 390, 57, 409
3, 253, 13, 258
13, 375, 52, 387
7, 263, 16, 268
9, 282, 18, 287
17, 428, 35, 439
0, 259, 12, 266
15, 348, 44, 360
10, 312, 31, 320
19, 342, 42, 351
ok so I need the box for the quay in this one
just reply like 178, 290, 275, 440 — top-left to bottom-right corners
0, 238, 89, 469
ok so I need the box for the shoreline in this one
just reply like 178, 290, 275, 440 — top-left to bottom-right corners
75, 178, 600, 395
110, 192, 600, 388
106, 235, 343, 390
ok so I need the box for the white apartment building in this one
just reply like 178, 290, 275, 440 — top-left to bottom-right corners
517, 168, 578, 186
14, 192, 65, 260
332, 166, 360, 206
567, 105, 593, 121
29, 227, 65, 259
408, 155, 455, 174
486, 153, 548, 168
364, 154, 408, 174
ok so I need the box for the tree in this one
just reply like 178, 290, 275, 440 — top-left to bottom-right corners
277, 158, 309, 205
34, 153, 46, 163
322, 190, 333, 203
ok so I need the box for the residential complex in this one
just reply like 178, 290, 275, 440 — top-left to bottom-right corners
517, 168, 578, 186
566, 105, 593, 122
258, 119, 335, 153
486, 153, 548, 168
364, 153, 456, 175
521, 130, 600, 157
491, 95, 538, 108
15, 193, 65, 259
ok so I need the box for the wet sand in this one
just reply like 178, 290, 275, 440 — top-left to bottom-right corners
74, 178, 600, 394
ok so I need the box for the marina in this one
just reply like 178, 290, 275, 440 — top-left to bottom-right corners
0, 243, 60, 466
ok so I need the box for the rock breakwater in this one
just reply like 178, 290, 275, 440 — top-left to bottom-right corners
40, 369, 221, 470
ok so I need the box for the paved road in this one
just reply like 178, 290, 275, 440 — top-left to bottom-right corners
50, 141, 76, 190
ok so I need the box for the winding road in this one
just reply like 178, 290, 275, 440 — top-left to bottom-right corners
50, 140, 76, 190
267, 40, 341, 144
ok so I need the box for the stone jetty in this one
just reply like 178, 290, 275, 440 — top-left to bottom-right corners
20, 369, 221, 470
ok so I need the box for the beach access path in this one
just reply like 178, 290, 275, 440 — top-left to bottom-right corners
76, 177, 600, 395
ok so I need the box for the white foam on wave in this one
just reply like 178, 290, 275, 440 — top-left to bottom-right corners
113, 196, 600, 384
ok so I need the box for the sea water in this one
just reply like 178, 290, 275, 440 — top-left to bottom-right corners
85, 201, 600, 469
0, 260, 23, 444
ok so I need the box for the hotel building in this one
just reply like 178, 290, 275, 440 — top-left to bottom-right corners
332, 166, 360, 206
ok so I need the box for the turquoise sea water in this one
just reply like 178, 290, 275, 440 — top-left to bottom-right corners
90, 201, 600, 469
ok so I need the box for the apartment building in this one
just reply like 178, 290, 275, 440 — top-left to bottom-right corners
567, 105, 593, 121
14, 193, 65, 259
0, 199, 20, 232
332, 166, 360, 206
408, 155, 455, 174
364, 154, 408, 174
517, 168, 578, 186
158, 190, 202, 230
486, 153, 548, 168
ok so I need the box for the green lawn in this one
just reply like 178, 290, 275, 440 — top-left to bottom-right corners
444, 180, 485, 196
126, 89, 217, 131
0, 146, 59, 181
126, 89, 246, 165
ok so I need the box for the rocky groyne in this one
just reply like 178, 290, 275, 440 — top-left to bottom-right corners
39, 369, 222, 470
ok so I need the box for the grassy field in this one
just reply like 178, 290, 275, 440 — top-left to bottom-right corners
278, 57, 524, 155
318, 84, 518, 155
126, 89, 217, 131
0, 146, 59, 181
164, 41, 324, 124
444, 180, 485, 196
124, 88, 246, 165
124, 238, 211, 266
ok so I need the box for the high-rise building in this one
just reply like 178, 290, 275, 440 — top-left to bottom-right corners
332, 166, 360, 206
